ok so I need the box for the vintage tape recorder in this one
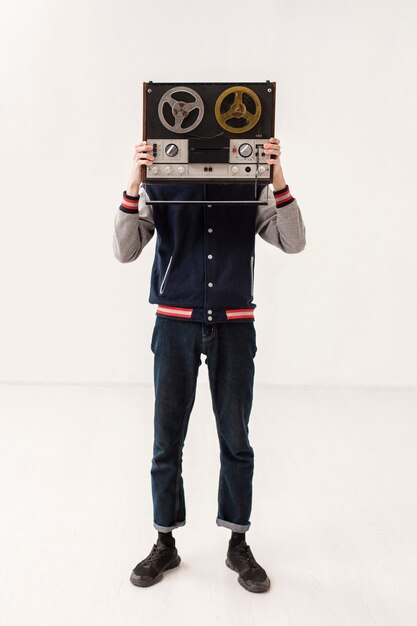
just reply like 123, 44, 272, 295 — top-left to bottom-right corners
142, 81, 276, 185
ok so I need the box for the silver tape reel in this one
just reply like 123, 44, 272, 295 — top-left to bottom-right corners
158, 86, 204, 133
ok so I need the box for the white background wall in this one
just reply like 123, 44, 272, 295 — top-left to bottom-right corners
1, 0, 416, 387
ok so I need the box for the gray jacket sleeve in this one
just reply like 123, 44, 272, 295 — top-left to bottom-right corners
112, 185, 155, 263
255, 184, 306, 253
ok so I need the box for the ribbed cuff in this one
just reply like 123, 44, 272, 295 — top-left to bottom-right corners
120, 190, 139, 214
273, 184, 294, 208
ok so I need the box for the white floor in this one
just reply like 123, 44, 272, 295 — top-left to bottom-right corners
0, 381, 416, 626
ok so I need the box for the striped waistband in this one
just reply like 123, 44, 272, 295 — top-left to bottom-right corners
225, 308, 255, 320
156, 305, 193, 318
155, 304, 255, 320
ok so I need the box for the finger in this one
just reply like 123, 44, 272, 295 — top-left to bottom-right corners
135, 155, 154, 163
137, 150, 154, 158
135, 152, 151, 161
135, 148, 153, 158
264, 140, 280, 147
135, 156, 154, 165
135, 145, 153, 155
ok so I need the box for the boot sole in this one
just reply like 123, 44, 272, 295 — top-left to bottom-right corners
130, 554, 181, 587
225, 557, 271, 593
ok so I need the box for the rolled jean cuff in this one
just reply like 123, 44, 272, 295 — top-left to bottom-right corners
153, 520, 186, 532
216, 517, 251, 532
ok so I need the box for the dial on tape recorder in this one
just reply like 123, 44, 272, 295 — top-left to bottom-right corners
142, 81, 276, 199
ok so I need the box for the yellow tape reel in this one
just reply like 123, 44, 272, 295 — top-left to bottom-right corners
214, 86, 262, 133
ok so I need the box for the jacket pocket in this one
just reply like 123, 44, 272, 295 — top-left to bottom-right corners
159, 255, 173, 294
250, 255, 254, 298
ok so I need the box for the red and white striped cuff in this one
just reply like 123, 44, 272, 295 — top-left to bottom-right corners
273, 185, 294, 208
120, 191, 139, 213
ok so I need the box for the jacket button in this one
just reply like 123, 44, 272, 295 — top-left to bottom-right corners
207, 204, 212, 208
208, 282, 213, 287
208, 316, 213, 321
208, 309, 212, 314
207, 254, 213, 259
208, 228, 213, 233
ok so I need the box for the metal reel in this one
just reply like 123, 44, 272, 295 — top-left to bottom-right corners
158, 86, 204, 133
214, 86, 262, 133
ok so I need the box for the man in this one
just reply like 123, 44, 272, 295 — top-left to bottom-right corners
113, 138, 306, 593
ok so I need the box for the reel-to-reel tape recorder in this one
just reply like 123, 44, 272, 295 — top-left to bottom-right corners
142, 81, 276, 184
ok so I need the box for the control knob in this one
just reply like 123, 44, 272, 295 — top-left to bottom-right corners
238, 143, 253, 158
165, 143, 179, 157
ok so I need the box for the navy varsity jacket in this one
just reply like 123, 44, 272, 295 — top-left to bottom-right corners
113, 181, 306, 324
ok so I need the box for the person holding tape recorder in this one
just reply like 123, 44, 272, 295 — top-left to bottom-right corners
113, 137, 306, 593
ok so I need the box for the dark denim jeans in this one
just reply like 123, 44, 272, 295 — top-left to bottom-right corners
150, 316, 257, 533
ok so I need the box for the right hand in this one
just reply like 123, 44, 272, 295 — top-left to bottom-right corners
126, 140, 154, 194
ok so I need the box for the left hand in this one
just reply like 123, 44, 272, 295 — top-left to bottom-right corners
263, 137, 281, 166
263, 137, 286, 190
